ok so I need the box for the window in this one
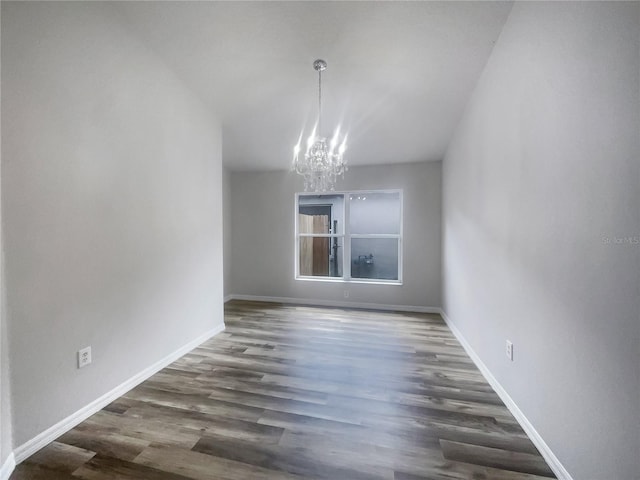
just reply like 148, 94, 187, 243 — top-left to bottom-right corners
295, 190, 402, 284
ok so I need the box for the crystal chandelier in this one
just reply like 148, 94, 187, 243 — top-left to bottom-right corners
293, 59, 347, 192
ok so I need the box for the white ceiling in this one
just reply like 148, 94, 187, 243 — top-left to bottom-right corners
113, 1, 513, 171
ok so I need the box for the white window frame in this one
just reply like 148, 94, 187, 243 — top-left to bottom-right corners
295, 189, 403, 285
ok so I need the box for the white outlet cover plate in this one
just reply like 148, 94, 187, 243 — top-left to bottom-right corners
506, 340, 513, 361
78, 346, 92, 368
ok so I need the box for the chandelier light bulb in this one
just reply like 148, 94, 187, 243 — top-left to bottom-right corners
306, 125, 317, 151
339, 135, 348, 155
330, 126, 340, 151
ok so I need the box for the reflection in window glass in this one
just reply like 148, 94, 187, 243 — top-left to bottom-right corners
297, 194, 344, 278
298, 194, 344, 234
299, 237, 343, 278
351, 238, 399, 280
349, 192, 400, 235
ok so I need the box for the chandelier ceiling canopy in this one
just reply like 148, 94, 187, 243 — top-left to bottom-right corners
292, 59, 347, 192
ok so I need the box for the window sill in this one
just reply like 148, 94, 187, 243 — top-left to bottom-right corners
295, 276, 402, 286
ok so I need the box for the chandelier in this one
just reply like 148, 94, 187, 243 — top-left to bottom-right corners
293, 59, 347, 192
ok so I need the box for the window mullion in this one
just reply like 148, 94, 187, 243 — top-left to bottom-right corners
298, 233, 340, 238
344, 192, 351, 281
350, 234, 400, 238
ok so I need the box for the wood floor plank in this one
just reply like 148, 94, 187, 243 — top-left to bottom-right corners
74, 410, 202, 449
123, 385, 266, 423
205, 385, 365, 425
10, 300, 556, 480
440, 439, 555, 477
8, 463, 78, 480
21, 441, 95, 474
73, 454, 194, 480
121, 402, 286, 445
134, 444, 311, 480
192, 432, 395, 480
55, 430, 149, 462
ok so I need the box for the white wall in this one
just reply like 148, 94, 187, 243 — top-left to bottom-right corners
442, 3, 639, 479
230, 162, 441, 309
2, 1, 224, 449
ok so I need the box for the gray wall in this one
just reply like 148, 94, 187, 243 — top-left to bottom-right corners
230, 162, 441, 309
2, 2, 224, 448
0, 283, 10, 471
223, 167, 232, 298
1, 178, 11, 471
442, 3, 639, 479
0, 2, 11, 469
1, 19, 13, 460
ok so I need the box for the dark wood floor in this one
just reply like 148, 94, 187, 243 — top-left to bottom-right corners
11, 300, 556, 480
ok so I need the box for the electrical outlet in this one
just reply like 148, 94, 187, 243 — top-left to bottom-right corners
343, 290, 349, 298
78, 346, 92, 368
506, 340, 513, 361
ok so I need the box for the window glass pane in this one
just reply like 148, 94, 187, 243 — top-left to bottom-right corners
299, 236, 343, 277
351, 238, 398, 280
349, 192, 400, 234
298, 194, 344, 234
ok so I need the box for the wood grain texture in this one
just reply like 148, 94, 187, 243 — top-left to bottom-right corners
10, 300, 556, 479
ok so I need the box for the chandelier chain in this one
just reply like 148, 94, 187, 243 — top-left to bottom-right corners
318, 69, 323, 136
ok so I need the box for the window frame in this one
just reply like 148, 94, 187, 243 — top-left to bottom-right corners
295, 189, 403, 285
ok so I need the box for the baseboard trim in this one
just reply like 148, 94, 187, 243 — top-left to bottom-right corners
13, 322, 225, 464
223, 294, 234, 303
226, 294, 440, 314
439, 309, 573, 480
0, 453, 15, 480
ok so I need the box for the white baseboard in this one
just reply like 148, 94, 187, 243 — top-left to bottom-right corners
226, 294, 440, 314
0, 453, 15, 480
223, 294, 234, 303
440, 309, 573, 480
13, 322, 225, 464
